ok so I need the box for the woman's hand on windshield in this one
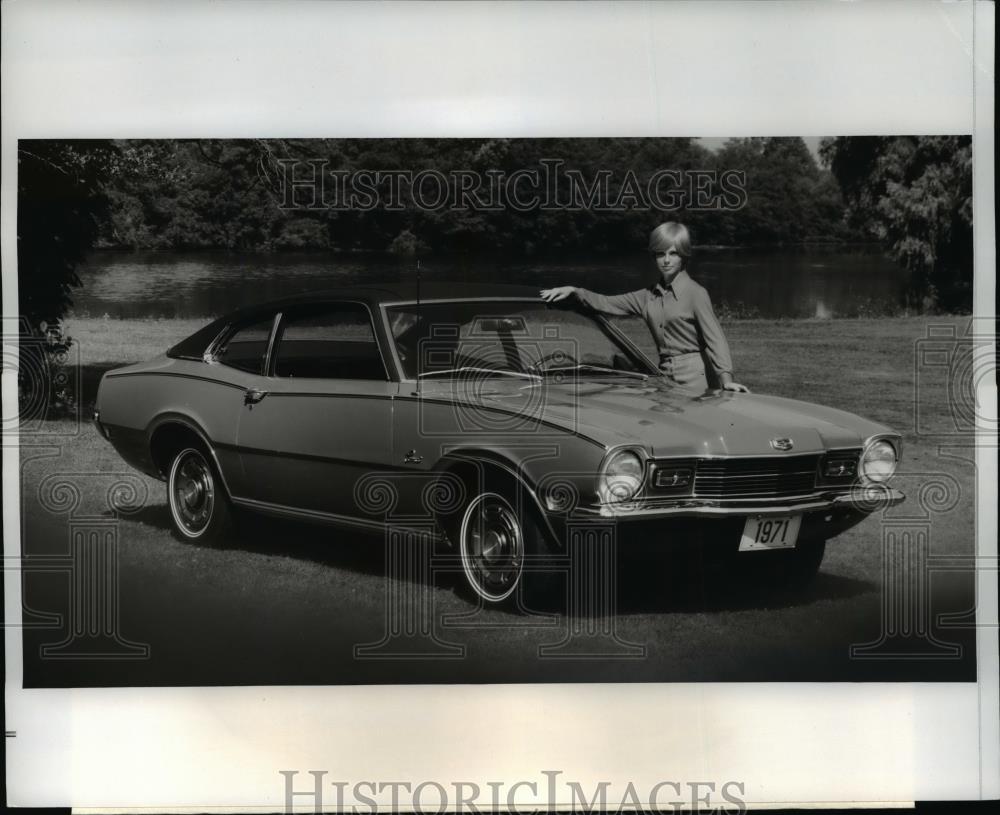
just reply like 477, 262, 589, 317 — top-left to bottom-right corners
540, 286, 577, 303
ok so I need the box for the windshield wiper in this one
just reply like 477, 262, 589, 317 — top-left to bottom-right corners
538, 363, 648, 381
417, 366, 541, 380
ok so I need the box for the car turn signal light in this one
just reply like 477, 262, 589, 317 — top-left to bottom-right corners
654, 467, 693, 489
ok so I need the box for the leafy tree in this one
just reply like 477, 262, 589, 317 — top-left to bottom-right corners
17, 140, 118, 333
711, 137, 846, 245
820, 136, 972, 311
39, 137, 853, 259
16, 140, 126, 417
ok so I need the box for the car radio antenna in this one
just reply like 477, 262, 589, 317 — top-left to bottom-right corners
416, 257, 422, 397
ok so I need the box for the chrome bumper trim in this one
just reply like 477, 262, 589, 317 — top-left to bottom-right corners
92, 410, 110, 440
588, 489, 906, 520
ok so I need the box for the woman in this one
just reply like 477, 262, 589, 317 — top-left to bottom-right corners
540, 222, 748, 394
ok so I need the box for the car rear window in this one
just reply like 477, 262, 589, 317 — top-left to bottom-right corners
216, 315, 276, 374
166, 317, 229, 360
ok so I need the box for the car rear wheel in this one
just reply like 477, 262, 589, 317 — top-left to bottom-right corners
167, 446, 234, 544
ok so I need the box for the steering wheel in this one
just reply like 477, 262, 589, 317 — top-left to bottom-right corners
528, 349, 578, 373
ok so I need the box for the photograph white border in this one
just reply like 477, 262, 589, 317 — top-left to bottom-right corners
3, 0, 996, 808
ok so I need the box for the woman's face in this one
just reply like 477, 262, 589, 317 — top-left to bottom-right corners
652, 244, 685, 282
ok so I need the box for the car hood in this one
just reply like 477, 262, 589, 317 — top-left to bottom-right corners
426, 376, 894, 456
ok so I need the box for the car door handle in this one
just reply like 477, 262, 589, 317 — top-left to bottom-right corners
403, 449, 423, 464
244, 388, 268, 406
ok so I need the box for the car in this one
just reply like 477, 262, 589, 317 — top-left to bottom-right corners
94, 282, 905, 607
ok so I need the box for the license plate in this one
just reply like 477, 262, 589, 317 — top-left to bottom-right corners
739, 514, 802, 551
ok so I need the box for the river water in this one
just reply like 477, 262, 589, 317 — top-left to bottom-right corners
73, 244, 909, 319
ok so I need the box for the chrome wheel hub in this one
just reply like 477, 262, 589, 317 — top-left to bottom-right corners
171, 450, 215, 535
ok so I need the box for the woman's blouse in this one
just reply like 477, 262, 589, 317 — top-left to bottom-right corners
574, 270, 734, 381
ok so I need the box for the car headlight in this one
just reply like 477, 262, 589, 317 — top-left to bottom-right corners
598, 449, 644, 503
861, 439, 898, 483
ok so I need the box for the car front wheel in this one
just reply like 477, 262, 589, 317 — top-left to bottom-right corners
459, 491, 525, 604
167, 446, 234, 544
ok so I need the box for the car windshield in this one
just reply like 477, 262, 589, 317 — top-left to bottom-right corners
385, 300, 653, 380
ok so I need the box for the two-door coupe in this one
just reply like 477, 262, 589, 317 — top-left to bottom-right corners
95, 283, 905, 606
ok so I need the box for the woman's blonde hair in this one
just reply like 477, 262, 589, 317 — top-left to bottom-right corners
648, 222, 692, 257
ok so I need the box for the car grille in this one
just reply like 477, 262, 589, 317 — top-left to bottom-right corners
692, 455, 820, 498
650, 454, 835, 500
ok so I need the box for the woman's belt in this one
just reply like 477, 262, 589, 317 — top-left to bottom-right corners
658, 351, 702, 364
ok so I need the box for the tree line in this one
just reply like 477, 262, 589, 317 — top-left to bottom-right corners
17, 135, 973, 338
92, 137, 850, 254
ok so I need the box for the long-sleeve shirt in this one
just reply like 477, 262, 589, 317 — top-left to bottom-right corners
574, 271, 735, 382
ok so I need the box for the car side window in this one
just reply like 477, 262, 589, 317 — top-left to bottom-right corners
273, 304, 387, 380
216, 315, 276, 374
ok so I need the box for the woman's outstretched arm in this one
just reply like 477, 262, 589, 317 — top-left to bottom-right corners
540, 286, 646, 317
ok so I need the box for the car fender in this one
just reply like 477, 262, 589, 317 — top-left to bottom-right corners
434, 448, 577, 550
145, 411, 237, 497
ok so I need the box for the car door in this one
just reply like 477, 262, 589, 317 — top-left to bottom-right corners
235, 301, 395, 522
206, 309, 282, 494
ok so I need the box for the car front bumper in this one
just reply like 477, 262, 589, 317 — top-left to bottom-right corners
578, 488, 906, 521
536, 489, 905, 553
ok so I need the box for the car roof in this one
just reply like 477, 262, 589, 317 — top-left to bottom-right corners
166, 282, 546, 359
230, 282, 546, 317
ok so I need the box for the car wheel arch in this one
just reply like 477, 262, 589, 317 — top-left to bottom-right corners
433, 450, 563, 551
147, 414, 231, 496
